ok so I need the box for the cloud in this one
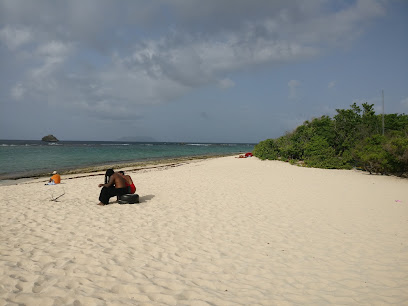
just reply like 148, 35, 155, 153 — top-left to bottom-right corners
328, 81, 336, 89
30, 41, 73, 78
0, 25, 32, 50
218, 78, 235, 89
0, 0, 387, 120
288, 79, 300, 99
10, 83, 26, 100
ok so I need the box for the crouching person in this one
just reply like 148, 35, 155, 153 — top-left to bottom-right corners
98, 169, 128, 206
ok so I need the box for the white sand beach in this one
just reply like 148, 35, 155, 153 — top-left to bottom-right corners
1, 156, 407, 305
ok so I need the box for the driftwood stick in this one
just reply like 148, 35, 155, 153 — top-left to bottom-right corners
50, 188, 65, 202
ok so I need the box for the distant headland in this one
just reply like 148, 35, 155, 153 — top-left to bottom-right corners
41, 134, 59, 142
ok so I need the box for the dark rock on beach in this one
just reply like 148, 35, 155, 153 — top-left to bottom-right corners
41, 134, 59, 142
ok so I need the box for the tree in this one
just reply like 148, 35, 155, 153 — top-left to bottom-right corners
383, 136, 408, 176
303, 135, 337, 168
353, 135, 389, 174
253, 103, 408, 176
333, 103, 362, 154
384, 113, 408, 135
253, 139, 279, 160
361, 103, 381, 137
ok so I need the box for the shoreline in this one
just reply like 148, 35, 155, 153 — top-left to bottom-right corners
0, 140, 254, 182
0, 153, 237, 185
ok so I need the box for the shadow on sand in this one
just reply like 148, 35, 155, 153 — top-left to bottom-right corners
139, 194, 155, 203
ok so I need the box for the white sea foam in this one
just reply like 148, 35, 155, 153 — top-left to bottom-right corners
101, 143, 130, 146
187, 143, 210, 146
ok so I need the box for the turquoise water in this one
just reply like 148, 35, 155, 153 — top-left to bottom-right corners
0, 140, 254, 180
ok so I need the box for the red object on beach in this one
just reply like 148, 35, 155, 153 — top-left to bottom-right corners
245, 152, 253, 157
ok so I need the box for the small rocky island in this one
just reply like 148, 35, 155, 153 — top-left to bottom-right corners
41, 134, 59, 142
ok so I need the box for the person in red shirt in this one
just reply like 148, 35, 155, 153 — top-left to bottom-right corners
119, 171, 136, 194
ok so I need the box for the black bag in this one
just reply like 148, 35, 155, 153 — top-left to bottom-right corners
118, 194, 140, 204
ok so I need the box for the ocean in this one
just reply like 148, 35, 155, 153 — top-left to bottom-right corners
0, 140, 255, 180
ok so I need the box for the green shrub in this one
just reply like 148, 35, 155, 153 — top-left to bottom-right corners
254, 104, 407, 175
383, 136, 408, 176
253, 139, 279, 160
353, 135, 390, 174
303, 136, 342, 169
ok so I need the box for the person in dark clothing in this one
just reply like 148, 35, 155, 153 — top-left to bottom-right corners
97, 169, 128, 205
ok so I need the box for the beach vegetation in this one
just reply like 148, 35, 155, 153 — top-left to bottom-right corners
254, 103, 408, 176
252, 138, 279, 160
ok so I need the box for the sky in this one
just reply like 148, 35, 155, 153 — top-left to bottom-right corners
0, 0, 407, 143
